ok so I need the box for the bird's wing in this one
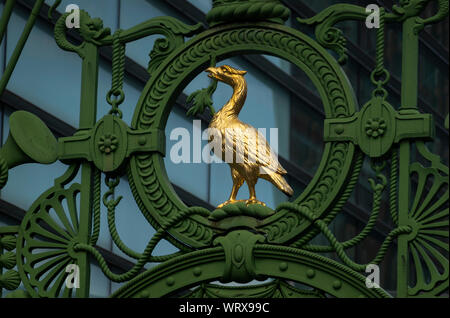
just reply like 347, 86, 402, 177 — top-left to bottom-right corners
222, 123, 287, 175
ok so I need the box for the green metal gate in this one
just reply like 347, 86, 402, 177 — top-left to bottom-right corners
0, 0, 448, 298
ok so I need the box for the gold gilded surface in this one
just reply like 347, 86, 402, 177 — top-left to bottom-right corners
205, 65, 294, 208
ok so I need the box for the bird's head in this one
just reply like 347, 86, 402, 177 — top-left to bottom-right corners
205, 65, 247, 87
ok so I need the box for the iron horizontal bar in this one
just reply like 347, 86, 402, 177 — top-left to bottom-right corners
1, 86, 393, 239
282, 0, 449, 136
7, 0, 389, 235
15, 0, 448, 138
166, 0, 448, 136
0, 92, 213, 210
346, 42, 448, 136
9, 0, 396, 236
0, 91, 212, 207
174, 94, 394, 237
18, 0, 450, 139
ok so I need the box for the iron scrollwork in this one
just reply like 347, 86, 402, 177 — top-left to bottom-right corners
0, 0, 448, 298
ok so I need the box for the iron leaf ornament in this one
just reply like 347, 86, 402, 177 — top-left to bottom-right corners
0, 0, 448, 298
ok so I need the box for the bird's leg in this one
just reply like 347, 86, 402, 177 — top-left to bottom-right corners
246, 181, 266, 206
217, 168, 245, 208
229, 181, 241, 201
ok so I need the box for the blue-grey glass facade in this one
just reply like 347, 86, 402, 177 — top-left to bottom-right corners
0, 0, 448, 297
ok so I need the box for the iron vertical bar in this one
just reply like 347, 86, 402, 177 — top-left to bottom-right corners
397, 141, 410, 298
400, 18, 419, 113
76, 42, 99, 298
397, 17, 420, 298
79, 42, 99, 130
0, 0, 44, 96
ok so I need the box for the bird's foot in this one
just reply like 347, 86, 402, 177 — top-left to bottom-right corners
246, 198, 266, 207
217, 199, 246, 209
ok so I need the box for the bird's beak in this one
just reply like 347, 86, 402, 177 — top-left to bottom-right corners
205, 67, 217, 79
392, 5, 405, 14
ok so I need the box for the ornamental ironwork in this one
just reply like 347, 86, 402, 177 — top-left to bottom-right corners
0, 0, 448, 298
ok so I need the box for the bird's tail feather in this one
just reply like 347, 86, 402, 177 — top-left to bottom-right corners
266, 172, 294, 197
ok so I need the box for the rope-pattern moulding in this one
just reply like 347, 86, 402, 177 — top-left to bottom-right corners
111, 244, 391, 298
128, 22, 357, 248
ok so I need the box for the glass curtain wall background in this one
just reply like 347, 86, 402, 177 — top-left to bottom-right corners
0, 0, 448, 296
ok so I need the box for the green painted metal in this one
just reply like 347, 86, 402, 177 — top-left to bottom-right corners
128, 21, 358, 248
324, 100, 434, 157
111, 239, 391, 298
206, 0, 291, 26
0, 0, 448, 298
59, 115, 166, 172
183, 280, 327, 298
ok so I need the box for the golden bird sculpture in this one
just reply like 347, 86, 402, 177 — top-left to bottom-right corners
205, 65, 294, 208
